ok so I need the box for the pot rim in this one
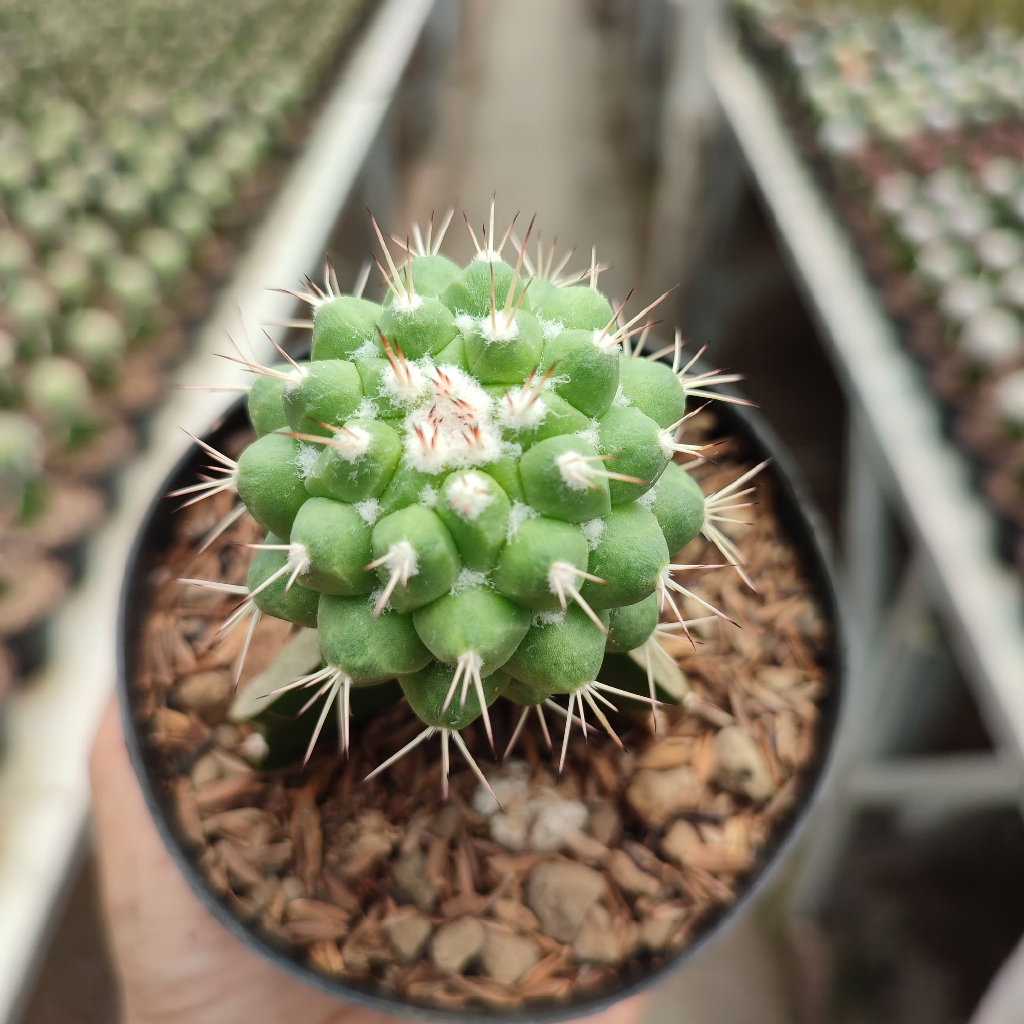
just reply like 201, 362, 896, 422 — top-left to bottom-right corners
117, 378, 850, 1024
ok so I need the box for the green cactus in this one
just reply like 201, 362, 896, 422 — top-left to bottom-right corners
0, 330, 17, 406
0, 144, 35, 198
68, 217, 121, 269
14, 189, 66, 247
63, 308, 127, 386
101, 174, 151, 233
0, 410, 45, 523
0, 228, 35, 282
181, 207, 763, 792
105, 255, 160, 338
24, 355, 97, 448
45, 247, 93, 309
136, 227, 190, 291
8, 277, 58, 359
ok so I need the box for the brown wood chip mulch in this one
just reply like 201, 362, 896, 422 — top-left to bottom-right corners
128, 411, 832, 1014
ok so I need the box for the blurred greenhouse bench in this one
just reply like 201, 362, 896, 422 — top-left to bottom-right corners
0, 0, 446, 1020
0, 0, 378, 680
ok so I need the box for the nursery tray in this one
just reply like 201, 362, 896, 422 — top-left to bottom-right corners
0, 1, 437, 1019
710, 36, 1024, 763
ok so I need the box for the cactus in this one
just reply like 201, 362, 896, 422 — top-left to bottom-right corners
0, 411, 45, 523
24, 355, 97, 448
180, 206, 763, 794
63, 308, 127, 387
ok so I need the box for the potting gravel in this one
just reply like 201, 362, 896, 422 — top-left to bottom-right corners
129, 410, 831, 1013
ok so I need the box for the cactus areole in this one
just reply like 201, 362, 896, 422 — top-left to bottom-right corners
179, 206, 761, 793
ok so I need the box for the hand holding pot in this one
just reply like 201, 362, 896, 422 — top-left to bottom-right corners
90, 698, 647, 1024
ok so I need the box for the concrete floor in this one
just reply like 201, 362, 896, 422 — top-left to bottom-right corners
396, 0, 648, 302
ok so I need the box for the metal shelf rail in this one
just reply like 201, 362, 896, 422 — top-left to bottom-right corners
709, 32, 1024, 1016
0, 0, 437, 1019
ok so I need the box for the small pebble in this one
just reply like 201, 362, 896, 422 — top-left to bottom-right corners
487, 789, 589, 853
238, 732, 269, 765
392, 846, 440, 912
473, 764, 529, 817
572, 905, 621, 964
526, 859, 606, 942
489, 812, 529, 852
384, 908, 432, 963
529, 797, 588, 852
176, 670, 232, 719
661, 819, 701, 867
189, 752, 222, 787
159, 708, 192, 735
588, 803, 622, 847
640, 908, 685, 952
280, 876, 305, 901
626, 765, 702, 828
482, 928, 540, 985
714, 726, 775, 803
430, 917, 484, 975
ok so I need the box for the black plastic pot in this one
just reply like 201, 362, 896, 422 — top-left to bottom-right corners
118, 387, 848, 1023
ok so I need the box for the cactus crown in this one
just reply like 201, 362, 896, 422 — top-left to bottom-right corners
180, 205, 762, 794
